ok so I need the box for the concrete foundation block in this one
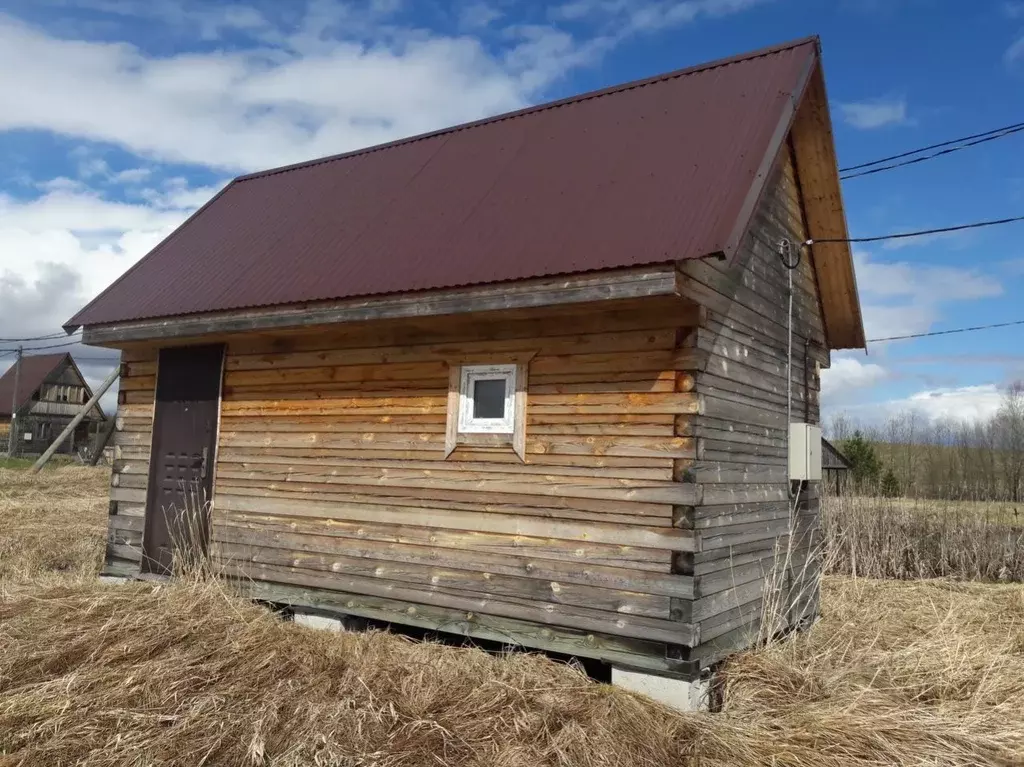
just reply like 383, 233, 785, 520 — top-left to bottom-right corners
294, 613, 345, 632
612, 667, 710, 712
98, 575, 130, 585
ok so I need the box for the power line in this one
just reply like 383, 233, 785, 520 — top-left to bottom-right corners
804, 214, 1024, 246
869, 318, 1024, 343
839, 120, 1024, 179
0, 339, 84, 354
0, 330, 81, 343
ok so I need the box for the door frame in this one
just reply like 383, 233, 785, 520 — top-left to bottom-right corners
141, 344, 226, 575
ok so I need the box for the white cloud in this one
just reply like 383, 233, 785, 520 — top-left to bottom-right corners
838, 97, 910, 129
854, 250, 1002, 301
853, 249, 1003, 343
821, 356, 888, 401
0, 185, 203, 339
824, 385, 1005, 428
884, 385, 1004, 423
111, 167, 152, 184
0, 0, 768, 175
550, 0, 770, 33
460, 2, 503, 29
0, 14, 531, 173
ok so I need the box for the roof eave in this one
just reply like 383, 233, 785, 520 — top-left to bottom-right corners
78, 265, 692, 347
789, 58, 866, 351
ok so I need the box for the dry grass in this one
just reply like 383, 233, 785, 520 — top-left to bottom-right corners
0, 465, 107, 585
1, 468, 1023, 765
823, 494, 1024, 582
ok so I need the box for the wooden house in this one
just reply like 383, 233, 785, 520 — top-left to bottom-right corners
0, 353, 107, 456
67, 37, 864, 681
822, 437, 853, 494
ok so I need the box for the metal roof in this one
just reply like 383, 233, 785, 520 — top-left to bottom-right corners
0, 354, 69, 417
67, 37, 819, 330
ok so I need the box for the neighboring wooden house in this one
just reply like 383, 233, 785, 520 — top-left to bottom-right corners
67, 37, 864, 682
0, 353, 106, 455
822, 437, 853, 494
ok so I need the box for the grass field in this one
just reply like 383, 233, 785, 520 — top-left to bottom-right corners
1, 466, 1023, 766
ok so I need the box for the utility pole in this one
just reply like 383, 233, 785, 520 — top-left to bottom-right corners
7, 346, 22, 458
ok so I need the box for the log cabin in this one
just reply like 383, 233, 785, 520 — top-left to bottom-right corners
0, 353, 107, 456
66, 36, 864, 684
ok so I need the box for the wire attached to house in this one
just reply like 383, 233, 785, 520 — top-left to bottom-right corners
779, 239, 801, 501
839, 120, 1024, 179
804, 214, 1024, 246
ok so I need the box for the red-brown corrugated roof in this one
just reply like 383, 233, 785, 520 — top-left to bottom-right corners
67, 37, 819, 330
0, 354, 69, 416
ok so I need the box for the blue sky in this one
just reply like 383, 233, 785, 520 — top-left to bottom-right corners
0, 0, 1022, 422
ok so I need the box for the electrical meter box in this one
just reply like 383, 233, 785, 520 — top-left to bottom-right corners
788, 423, 822, 481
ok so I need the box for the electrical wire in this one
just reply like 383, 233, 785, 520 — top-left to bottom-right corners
839, 120, 1024, 177
0, 330, 81, 343
868, 319, 1024, 343
805, 214, 1024, 246
0, 339, 84, 353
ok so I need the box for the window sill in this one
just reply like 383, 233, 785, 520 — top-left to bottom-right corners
452, 432, 514, 449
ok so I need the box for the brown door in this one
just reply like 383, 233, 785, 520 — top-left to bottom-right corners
143, 344, 225, 575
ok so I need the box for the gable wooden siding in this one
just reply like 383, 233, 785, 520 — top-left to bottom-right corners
677, 142, 826, 665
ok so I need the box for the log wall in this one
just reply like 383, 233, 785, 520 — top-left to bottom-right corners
105, 350, 157, 576
209, 302, 701, 672
677, 141, 827, 666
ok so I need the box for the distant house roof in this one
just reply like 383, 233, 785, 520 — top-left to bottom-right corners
822, 438, 852, 471
0, 354, 69, 417
67, 36, 862, 349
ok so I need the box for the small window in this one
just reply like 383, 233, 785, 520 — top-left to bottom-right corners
458, 364, 516, 434
445, 360, 529, 460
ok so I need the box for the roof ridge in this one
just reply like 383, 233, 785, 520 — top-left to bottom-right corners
236, 35, 819, 183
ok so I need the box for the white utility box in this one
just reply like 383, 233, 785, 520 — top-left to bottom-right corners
788, 423, 822, 481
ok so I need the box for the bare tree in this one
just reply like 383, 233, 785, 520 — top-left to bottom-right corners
994, 382, 1024, 502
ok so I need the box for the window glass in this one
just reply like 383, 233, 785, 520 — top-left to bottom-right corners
473, 378, 507, 419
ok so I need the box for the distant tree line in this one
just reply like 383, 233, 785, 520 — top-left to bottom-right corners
827, 382, 1024, 502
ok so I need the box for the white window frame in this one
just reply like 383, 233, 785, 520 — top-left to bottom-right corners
457, 364, 517, 434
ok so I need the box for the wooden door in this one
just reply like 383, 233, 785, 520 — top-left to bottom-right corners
142, 344, 225, 575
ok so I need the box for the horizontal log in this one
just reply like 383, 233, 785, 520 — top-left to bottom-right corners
692, 577, 766, 623
106, 542, 142, 562
223, 560, 697, 645
214, 478, 673, 527
213, 464, 699, 506
213, 494, 697, 552
227, 328, 678, 373
214, 522, 693, 598
215, 452, 672, 482
217, 511, 671, 571
233, 578, 681, 672
214, 541, 671, 618
219, 444, 671, 472
118, 375, 157, 392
